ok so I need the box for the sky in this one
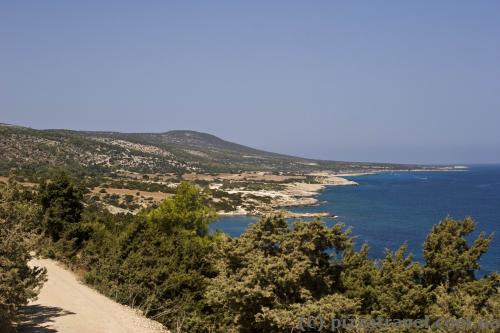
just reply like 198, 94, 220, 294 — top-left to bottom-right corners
1, 1, 499, 164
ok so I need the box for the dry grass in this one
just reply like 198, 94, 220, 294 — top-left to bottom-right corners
0, 176, 37, 187
182, 172, 306, 182
92, 187, 173, 202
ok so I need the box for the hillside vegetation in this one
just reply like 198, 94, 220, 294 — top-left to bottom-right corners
1, 174, 498, 332
0, 124, 453, 217
0, 179, 46, 332
0, 124, 423, 176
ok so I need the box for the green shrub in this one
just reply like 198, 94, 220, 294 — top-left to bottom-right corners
0, 180, 46, 329
207, 215, 500, 332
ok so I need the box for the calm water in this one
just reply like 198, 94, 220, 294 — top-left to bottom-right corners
210, 165, 500, 273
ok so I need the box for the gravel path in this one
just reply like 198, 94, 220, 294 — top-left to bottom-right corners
18, 258, 169, 333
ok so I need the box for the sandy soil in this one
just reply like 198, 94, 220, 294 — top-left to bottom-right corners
18, 259, 169, 333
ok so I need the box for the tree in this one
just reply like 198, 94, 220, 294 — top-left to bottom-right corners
373, 245, 431, 319
0, 179, 46, 330
340, 244, 379, 314
423, 217, 493, 287
38, 173, 83, 241
423, 218, 499, 331
429, 274, 500, 327
207, 214, 500, 332
206, 215, 356, 332
83, 181, 220, 332
145, 181, 216, 236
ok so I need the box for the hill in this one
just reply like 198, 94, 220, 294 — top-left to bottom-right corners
0, 124, 422, 176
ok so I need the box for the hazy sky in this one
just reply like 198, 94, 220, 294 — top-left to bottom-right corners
1, 1, 499, 164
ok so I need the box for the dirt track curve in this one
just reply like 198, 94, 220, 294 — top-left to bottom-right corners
18, 258, 169, 333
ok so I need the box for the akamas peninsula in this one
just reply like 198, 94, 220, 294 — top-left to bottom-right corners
1, 1, 499, 333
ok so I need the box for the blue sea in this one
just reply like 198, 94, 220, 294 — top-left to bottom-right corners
210, 165, 500, 274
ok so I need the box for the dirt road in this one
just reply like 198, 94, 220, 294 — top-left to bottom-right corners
18, 258, 169, 333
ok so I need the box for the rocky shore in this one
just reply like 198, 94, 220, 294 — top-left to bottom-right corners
218, 173, 359, 217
